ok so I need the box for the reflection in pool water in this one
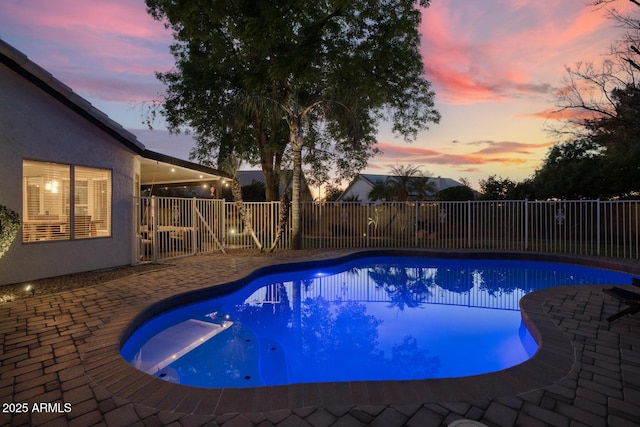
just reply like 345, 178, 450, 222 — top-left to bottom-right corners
121, 256, 632, 388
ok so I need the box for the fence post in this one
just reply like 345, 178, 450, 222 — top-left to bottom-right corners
132, 196, 139, 264
524, 199, 528, 251
467, 201, 471, 248
272, 201, 276, 247
192, 198, 197, 255
415, 202, 419, 247
317, 202, 321, 249
151, 196, 158, 262
597, 198, 601, 256
366, 203, 370, 248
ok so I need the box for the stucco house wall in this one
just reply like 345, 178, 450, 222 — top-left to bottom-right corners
0, 52, 139, 285
338, 178, 375, 202
337, 174, 465, 203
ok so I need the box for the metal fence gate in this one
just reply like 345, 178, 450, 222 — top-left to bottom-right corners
134, 197, 288, 262
134, 197, 226, 262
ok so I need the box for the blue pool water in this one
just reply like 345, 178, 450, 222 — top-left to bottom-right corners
121, 256, 633, 388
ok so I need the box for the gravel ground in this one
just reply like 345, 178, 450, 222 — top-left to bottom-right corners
0, 263, 170, 304
0, 248, 298, 304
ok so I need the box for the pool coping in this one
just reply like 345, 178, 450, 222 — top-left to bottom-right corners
79, 249, 640, 415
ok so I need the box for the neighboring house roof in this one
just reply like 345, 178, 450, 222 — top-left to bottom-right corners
0, 38, 229, 186
337, 174, 465, 201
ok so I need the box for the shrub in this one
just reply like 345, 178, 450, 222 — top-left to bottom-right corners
0, 204, 20, 259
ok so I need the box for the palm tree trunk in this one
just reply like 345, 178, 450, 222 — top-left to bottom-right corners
290, 116, 303, 250
269, 193, 290, 252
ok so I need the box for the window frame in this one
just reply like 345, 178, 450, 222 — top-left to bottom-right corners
22, 159, 113, 243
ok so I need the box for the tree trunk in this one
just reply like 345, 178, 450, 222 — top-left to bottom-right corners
269, 193, 290, 252
254, 116, 284, 202
230, 177, 263, 251
290, 116, 303, 250
263, 166, 280, 202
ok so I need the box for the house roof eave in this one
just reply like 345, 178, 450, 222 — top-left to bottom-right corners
139, 151, 231, 186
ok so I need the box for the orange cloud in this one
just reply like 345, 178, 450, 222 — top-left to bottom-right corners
523, 108, 604, 122
467, 140, 554, 155
376, 142, 441, 157
375, 141, 545, 168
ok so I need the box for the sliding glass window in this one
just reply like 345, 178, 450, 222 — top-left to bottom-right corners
22, 160, 112, 242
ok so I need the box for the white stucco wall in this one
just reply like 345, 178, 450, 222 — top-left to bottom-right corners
340, 179, 374, 203
0, 61, 136, 285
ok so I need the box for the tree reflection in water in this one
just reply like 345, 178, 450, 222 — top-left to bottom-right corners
234, 276, 442, 382
389, 336, 440, 379
368, 265, 435, 310
300, 298, 385, 380
296, 296, 440, 381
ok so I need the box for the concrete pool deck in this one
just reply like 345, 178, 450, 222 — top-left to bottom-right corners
1, 249, 640, 426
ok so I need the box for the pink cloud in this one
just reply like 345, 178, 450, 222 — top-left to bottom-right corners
419, 1, 621, 105
2, 0, 623, 110
3, 1, 169, 41
0, 0, 173, 103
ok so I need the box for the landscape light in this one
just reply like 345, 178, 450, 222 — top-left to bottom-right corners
25, 283, 35, 296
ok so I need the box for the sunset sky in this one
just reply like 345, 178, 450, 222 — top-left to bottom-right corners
0, 0, 632, 189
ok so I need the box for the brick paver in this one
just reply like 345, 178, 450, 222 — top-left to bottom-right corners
1, 249, 639, 426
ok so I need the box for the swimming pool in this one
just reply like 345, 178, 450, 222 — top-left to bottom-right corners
120, 255, 633, 388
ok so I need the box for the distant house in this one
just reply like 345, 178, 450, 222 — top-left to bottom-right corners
0, 39, 228, 285
337, 174, 465, 203
235, 170, 313, 201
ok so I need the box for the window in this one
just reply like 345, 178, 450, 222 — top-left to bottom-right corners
22, 160, 112, 242
74, 166, 112, 239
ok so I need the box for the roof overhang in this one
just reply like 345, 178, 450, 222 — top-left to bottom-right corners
140, 150, 230, 189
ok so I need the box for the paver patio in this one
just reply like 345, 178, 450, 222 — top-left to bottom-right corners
1, 249, 639, 426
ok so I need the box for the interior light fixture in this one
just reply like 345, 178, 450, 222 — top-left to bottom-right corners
45, 180, 59, 193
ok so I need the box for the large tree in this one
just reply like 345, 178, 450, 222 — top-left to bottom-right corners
532, 139, 607, 199
477, 175, 535, 200
478, 176, 518, 200
146, 0, 440, 249
551, 0, 639, 137
532, 84, 640, 199
588, 84, 640, 195
543, 0, 640, 198
593, 0, 640, 72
